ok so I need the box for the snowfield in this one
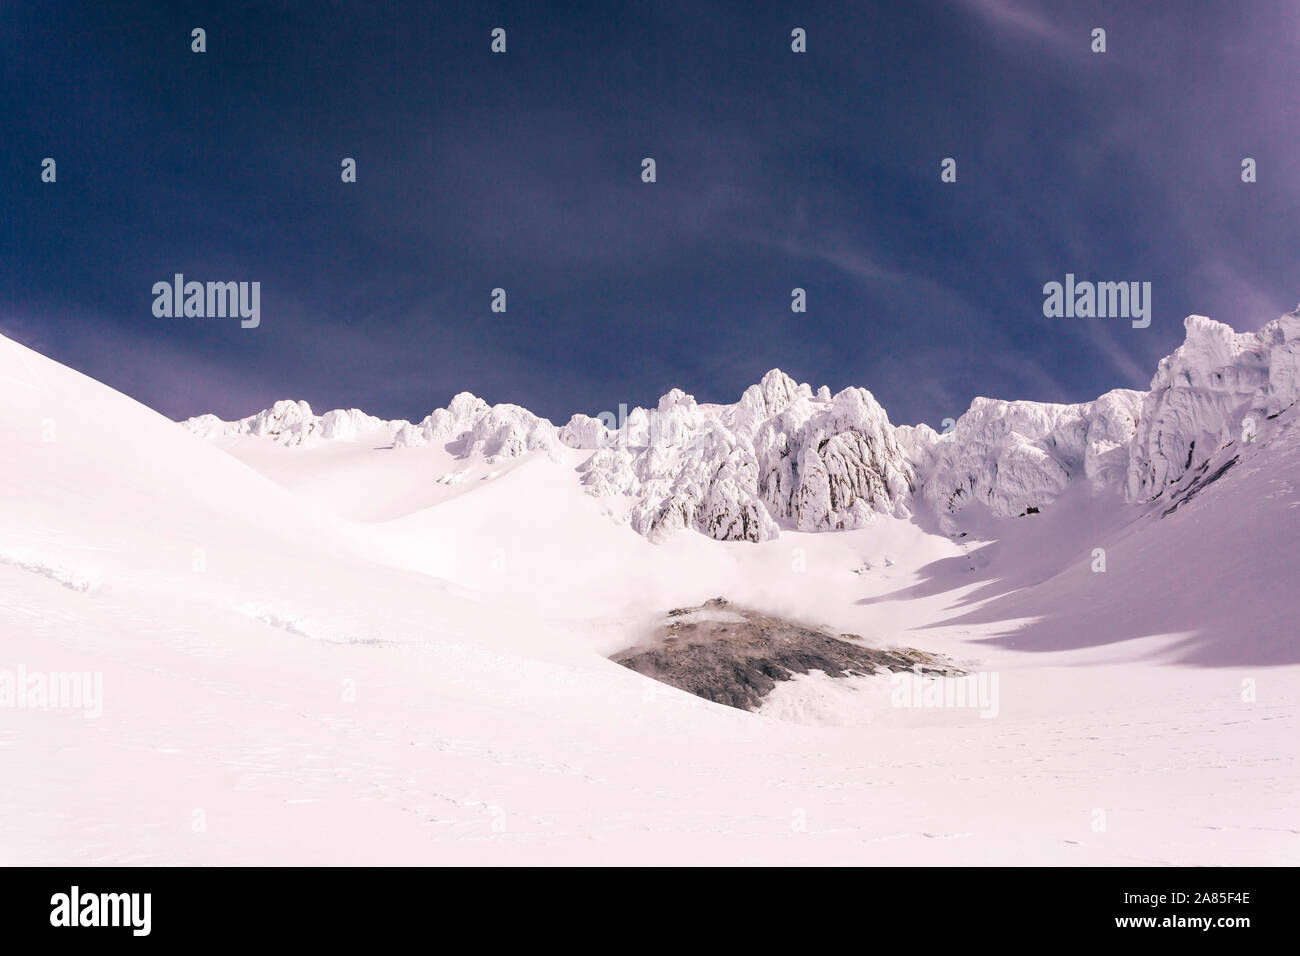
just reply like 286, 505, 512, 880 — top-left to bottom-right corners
2, 310, 1298, 865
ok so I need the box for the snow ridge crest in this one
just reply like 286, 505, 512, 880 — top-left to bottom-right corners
183, 307, 1300, 540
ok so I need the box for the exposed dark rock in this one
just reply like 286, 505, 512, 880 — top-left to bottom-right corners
1162, 454, 1239, 517
613, 599, 962, 711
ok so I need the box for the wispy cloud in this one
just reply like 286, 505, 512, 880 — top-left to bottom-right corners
952, 0, 1079, 50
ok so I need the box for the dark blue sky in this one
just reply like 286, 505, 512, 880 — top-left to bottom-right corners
3, 0, 1298, 427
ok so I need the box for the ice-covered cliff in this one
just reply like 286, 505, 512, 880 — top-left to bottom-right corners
1126, 311, 1300, 501
183, 392, 561, 463
562, 371, 915, 541
182, 307, 1300, 540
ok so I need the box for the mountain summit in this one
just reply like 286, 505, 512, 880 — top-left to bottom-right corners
184, 307, 1300, 542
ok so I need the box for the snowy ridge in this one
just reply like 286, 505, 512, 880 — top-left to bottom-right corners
183, 307, 1300, 538
183, 400, 400, 446
1126, 310, 1300, 501
906, 389, 1145, 517
184, 391, 562, 463
567, 371, 914, 541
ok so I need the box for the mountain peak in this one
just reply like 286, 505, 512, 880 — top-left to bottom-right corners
179, 310, 1300, 542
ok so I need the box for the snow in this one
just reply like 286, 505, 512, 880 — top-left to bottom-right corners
1126, 311, 1300, 500
2, 306, 1299, 866
180, 306, 1300, 542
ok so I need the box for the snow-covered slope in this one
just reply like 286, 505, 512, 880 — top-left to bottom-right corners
185, 307, 1300, 539
3, 319, 1299, 866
